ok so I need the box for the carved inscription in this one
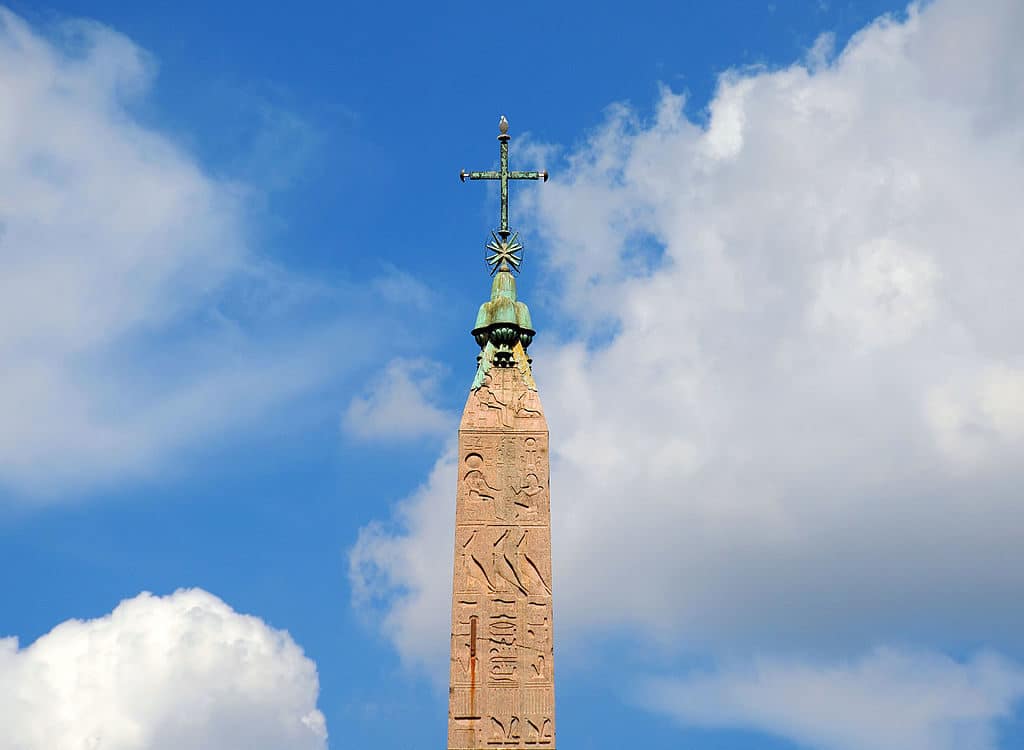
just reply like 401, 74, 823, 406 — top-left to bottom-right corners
458, 529, 493, 593
489, 715, 520, 745
464, 453, 498, 504
488, 597, 517, 684
525, 603, 551, 682
513, 473, 543, 520
514, 389, 543, 419
463, 367, 546, 431
449, 366, 555, 749
488, 716, 553, 746
458, 430, 548, 525
478, 384, 513, 428
452, 599, 478, 679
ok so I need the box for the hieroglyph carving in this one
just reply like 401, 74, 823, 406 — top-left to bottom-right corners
488, 716, 553, 746
488, 597, 517, 683
449, 367, 555, 749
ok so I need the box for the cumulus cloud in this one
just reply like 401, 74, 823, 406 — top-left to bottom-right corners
525, 0, 1024, 651
352, 0, 1024, 743
0, 9, 393, 498
349, 447, 456, 674
643, 648, 1024, 750
343, 358, 453, 441
0, 589, 327, 750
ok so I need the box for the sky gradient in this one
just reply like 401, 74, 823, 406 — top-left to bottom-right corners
2, 1, 1023, 749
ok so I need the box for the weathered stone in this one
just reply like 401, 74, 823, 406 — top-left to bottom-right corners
447, 363, 555, 750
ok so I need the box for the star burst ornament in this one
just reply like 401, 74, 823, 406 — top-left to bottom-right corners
485, 229, 523, 275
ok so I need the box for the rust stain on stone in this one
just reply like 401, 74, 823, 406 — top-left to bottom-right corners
470, 615, 477, 717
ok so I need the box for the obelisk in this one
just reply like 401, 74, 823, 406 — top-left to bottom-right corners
448, 117, 555, 750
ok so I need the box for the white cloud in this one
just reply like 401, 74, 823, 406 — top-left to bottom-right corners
343, 358, 453, 441
525, 0, 1024, 652
0, 9, 388, 498
926, 364, 1024, 469
644, 648, 1024, 750
349, 447, 456, 674
0, 589, 327, 750
351, 0, 1024, 741
808, 236, 939, 349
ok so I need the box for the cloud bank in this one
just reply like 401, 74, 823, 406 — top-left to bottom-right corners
645, 649, 1024, 750
0, 589, 327, 750
0, 8, 393, 498
350, 447, 457, 671
343, 358, 453, 441
352, 0, 1024, 745
530, 0, 1024, 650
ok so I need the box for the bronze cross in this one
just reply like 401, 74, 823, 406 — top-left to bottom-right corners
461, 116, 548, 274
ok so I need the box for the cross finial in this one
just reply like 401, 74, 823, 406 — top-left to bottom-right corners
460, 116, 548, 275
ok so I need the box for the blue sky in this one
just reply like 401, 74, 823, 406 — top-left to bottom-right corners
2, 1, 1024, 749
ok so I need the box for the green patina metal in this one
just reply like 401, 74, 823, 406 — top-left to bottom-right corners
469, 265, 536, 388
473, 266, 534, 334
461, 116, 547, 390
485, 229, 523, 275
470, 340, 497, 391
460, 115, 548, 238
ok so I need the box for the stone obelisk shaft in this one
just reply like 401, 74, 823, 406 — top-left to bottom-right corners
447, 362, 555, 749
450, 115, 553, 749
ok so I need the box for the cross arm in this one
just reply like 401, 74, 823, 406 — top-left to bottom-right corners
459, 170, 549, 182
460, 170, 500, 181
509, 170, 548, 181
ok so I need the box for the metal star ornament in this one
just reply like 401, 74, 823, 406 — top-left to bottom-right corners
485, 229, 523, 275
